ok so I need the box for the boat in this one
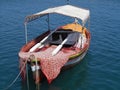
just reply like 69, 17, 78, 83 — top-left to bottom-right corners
18, 5, 90, 84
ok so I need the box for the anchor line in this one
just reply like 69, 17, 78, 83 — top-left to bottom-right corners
2, 59, 28, 90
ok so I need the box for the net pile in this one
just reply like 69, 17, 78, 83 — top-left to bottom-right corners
35, 45, 76, 83
19, 45, 79, 83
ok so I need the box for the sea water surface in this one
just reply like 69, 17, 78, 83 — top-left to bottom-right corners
0, 0, 120, 90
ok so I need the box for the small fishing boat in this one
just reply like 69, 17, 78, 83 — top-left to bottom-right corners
19, 5, 90, 84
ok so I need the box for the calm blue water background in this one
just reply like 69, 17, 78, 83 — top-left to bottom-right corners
0, 0, 120, 90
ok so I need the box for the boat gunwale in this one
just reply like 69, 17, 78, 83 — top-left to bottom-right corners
19, 26, 90, 61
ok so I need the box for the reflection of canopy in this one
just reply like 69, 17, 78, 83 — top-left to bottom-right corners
25, 5, 90, 25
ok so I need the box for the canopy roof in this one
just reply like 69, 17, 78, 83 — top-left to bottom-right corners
25, 5, 90, 25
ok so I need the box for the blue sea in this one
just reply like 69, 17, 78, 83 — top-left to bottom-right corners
0, 0, 120, 90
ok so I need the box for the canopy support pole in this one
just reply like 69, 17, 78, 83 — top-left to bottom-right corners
80, 20, 85, 48
24, 23, 30, 90
24, 23, 28, 44
80, 27, 84, 48
47, 14, 50, 31
74, 19, 83, 49
74, 18, 78, 23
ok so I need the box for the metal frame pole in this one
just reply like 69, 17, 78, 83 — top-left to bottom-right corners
24, 23, 28, 44
47, 14, 50, 31
24, 22, 29, 90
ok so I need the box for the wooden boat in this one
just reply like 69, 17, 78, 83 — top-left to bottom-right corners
18, 5, 90, 84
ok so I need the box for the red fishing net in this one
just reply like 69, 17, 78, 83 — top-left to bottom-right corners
19, 45, 80, 83
36, 45, 77, 83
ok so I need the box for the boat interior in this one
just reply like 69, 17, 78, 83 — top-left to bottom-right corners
28, 28, 86, 52
47, 29, 80, 47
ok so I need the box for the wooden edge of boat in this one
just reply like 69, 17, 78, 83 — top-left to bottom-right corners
19, 25, 90, 66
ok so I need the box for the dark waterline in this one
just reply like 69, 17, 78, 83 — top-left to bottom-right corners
0, 0, 120, 90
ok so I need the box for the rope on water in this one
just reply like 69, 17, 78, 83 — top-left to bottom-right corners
2, 60, 28, 90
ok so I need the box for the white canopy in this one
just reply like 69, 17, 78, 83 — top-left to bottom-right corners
25, 5, 90, 25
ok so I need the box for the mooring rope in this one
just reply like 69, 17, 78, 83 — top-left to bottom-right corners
3, 60, 28, 90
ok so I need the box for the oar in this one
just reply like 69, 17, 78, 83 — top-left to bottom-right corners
29, 29, 57, 52
52, 34, 72, 56
40, 29, 58, 44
